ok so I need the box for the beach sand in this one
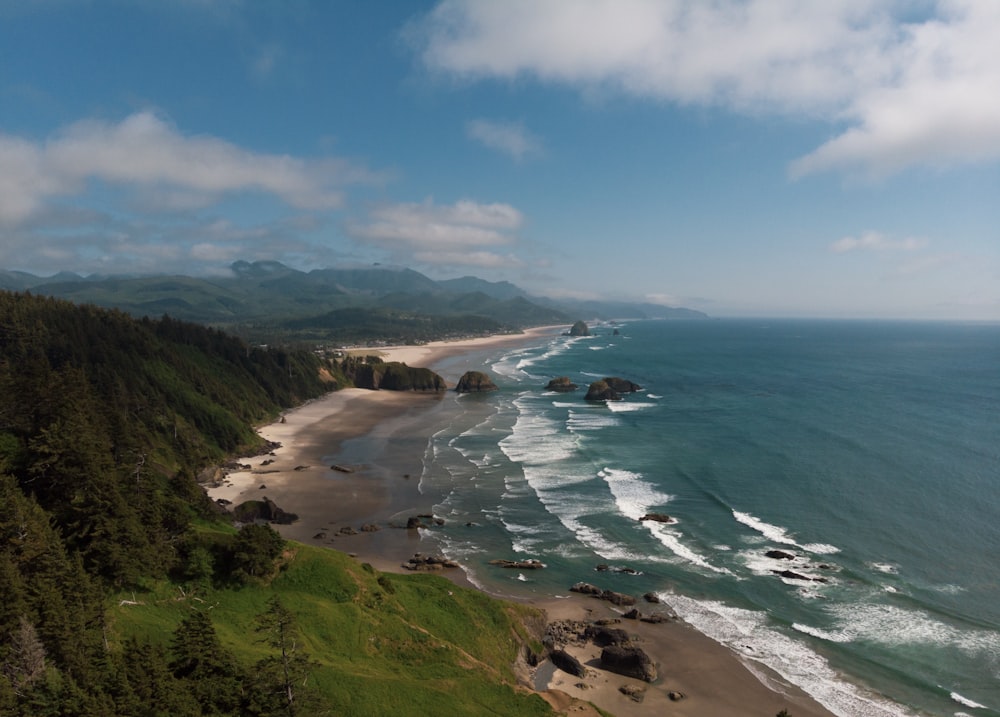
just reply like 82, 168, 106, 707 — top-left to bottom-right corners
206, 327, 838, 717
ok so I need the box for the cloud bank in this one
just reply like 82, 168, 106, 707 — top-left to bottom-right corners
347, 198, 525, 269
413, 0, 1000, 177
0, 111, 363, 226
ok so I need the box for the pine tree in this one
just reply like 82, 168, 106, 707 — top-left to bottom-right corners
170, 609, 244, 714
249, 597, 315, 717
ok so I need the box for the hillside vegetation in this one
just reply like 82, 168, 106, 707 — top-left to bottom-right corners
0, 291, 552, 715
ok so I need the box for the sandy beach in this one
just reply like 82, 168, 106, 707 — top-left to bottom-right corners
206, 326, 838, 717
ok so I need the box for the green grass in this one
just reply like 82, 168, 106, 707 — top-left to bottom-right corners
111, 538, 553, 716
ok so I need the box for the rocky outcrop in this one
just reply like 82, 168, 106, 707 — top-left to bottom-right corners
604, 377, 642, 393
569, 582, 603, 596
583, 625, 631, 647
455, 370, 498, 393
600, 645, 657, 682
550, 649, 587, 678
545, 376, 578, 392
402, 553, 460, 571
232, 497, 298, 525
569, 582, 636, 606
585, 376, 643, 401
344, 357, 446, 392
772, 569, 828, 583
568, 320, 590, 337
488, 558, 545, 569
639, 513, 673, 523
766, 549, 797, 560
585, 380, 620, 401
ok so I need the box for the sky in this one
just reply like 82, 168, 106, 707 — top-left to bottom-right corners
1, 1, 998, 319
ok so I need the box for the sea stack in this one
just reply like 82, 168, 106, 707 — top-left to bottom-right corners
546, 376, 578, 392
455, 370, 498, 393
568, 320, 590, 336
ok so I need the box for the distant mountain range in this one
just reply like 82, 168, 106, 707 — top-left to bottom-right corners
0, 261, 707, 344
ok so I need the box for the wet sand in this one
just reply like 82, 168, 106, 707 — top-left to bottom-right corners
206, 326, 838, 717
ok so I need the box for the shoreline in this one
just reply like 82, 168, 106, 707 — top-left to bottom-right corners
206, 326, 838, 717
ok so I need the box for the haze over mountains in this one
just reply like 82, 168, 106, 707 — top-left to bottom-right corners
0, 261, 706, 344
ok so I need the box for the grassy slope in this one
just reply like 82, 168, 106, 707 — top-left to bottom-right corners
111, 537, 552, 717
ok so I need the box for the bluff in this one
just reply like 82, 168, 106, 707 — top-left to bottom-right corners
341, 356, 446, 392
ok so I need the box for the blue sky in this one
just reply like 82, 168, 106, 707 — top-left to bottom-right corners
1, 1, 998, 319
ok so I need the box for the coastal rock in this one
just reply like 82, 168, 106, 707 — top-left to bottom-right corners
642, 592, 660, 604
640, 614, 669, 624
569, 582, 603, 596
772, 569, 828, 583
603, 377, 643, 394
612, 328, 621, 336
343, 356, 447, 392
550, 649, 587, 678
402, 554, 460, 571
488, 558, 545, 569
232, 497, 298, 525
545, 376, 578, 392
622, 608, 641, 620
639, 513, 673, 523
455, 370, 499, 393
596, 564, 638, 574
600, 590, 636, 607
766, 549, 797, 560
585, 380, 621, 401
568, 320, 590, 337
583, 625, 631, 647
331, 464, 353, 473
619, 684, 645, 702
600, 645, 657, 682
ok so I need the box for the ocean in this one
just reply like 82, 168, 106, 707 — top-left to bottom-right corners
417, 319, 1000, 717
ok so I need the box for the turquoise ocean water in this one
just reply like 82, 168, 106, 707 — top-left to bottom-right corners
417, 319, 1000, 717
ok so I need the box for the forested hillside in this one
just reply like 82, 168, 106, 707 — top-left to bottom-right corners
0, 292, 551, 716
0, 291, 340, 712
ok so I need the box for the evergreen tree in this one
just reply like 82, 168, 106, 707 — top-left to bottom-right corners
248, 597, 315, 717
231, 523, 285, 583
170, 610, 244, 714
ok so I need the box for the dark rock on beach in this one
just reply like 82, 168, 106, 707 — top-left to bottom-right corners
569, 582, 603, 596
600, 645, 658, 682
584, 625, 632, 647
550, 649, 587, 678
232, 496, 298, 525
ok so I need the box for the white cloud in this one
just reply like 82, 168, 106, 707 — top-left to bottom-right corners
830, 230, 928, 253
413, 0, 1000, 176
466, 118, 542, 160
645, 292, 682, 306
349, 198, 522, 249
347, 198, 525, 269
413, 250, 524, 268
0, 111, 366, 225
